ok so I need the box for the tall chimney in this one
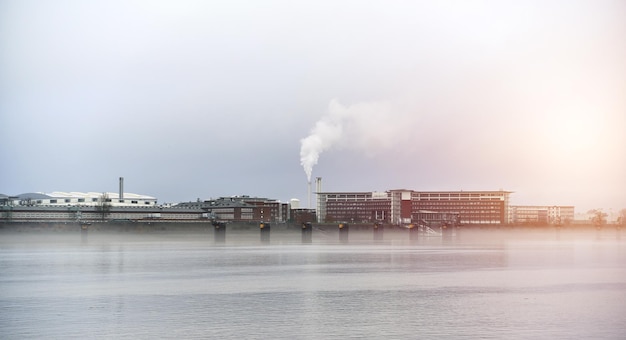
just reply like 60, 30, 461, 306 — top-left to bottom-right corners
307, 180, 311, 209
315, 177, 322, 215
119, 177, 124, 201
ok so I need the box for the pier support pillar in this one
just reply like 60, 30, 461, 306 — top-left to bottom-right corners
80, 222, 89, 243
302, 222, 312, 244
260, 222, 270, 244
213, 222, 226, 243
339, 223, 349, 243
441, 223, 453, 241
409, 224, 419, 242
373, 222, 383, 241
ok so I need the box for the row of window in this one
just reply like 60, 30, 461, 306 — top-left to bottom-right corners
325, 195, 373, 199
412, 201, 503, 207
412, 193, 506, 198
326, 200, 503, 207
14, 213, 70, 218
29, 198, 150, 205
11, 212, 205, 218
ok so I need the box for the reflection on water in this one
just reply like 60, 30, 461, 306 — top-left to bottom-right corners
1, 229, 625, 339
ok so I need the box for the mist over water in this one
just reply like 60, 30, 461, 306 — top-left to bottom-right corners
1, 228, 625, 339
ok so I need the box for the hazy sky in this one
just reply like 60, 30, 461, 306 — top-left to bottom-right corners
1, 0, 624, 212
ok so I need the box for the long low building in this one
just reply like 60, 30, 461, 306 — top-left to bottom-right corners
0, 193, 291, 224
317, 189, 512, 225
0, 205, 204, 223
316, 189, 579, 226
175, 196, 289, 223
1, 192, 157, 207
509, 205, 575, 225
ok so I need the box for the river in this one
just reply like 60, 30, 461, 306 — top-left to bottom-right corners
1, 228, 625, 339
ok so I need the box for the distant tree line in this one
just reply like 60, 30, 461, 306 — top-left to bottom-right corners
94, 193, 112, 221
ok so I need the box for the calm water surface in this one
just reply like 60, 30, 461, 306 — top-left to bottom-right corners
1, 229, 625, 339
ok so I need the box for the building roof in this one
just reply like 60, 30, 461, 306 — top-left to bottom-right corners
17, 192, 52, 199
13, 192, 156, 200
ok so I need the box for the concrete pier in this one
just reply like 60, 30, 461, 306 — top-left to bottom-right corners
338, 223, 349, 243
302, 222, 312, 244
373, 222, 383, 241
213, 221, 226, 243
409, 224, 419, 241
441, 222, 453, 240
260, 222, 270, 244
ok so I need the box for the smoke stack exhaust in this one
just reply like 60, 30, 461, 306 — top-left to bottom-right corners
119, 177, 124, 201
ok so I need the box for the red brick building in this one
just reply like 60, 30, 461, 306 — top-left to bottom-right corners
317, 190, 512, 225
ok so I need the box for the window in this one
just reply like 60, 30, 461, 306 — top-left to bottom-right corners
50, 200, 57, 203
131, 200, 138, 204
78, 199, 85, 203
64, 199, 70, 203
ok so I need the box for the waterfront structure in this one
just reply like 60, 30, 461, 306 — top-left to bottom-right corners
317, 189, 512, 225
317, 191, 390, 224
0, 205, 203, 223
174, 196, 289, 223
3, 190, 577, 227
0, 193, 291, 224
0, 192, 157, 207
406, 190, 511, 225
509, 205, 575, 226
290, 208, 317, 225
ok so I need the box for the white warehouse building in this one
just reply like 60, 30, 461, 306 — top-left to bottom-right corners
2, 192, 157, 207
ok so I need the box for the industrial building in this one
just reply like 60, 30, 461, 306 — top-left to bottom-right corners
0, 177, 157, 208
0, 192, 157, 207
1, 194, 292, 224
1, 175, 576, 227
509, 205, 575, 226
0, 205, 204, 223
175, 196, 289, 223
316, 189, 512, 225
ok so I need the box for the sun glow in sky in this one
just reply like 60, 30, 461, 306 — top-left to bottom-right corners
546, 111, 596, 154
0, 0, 624, 213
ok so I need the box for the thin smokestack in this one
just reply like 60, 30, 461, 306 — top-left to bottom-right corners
307, 180, 311, 209
315, 177, 322, 211
119, 177, 124, 200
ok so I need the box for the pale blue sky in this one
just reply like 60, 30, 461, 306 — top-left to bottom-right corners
1, 0, 624, 212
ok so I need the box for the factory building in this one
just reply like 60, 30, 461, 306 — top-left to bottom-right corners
2, 184, 574, 227
0, 205, 203, 223
407, 190, 511, 225
175, 196, 289, 223
316, 189, 512, 225
0, 178, 157, 208
509, 205, 575, 226
1, 192, 292, 224
0, 192, 157, 207
317, 191, 391, 224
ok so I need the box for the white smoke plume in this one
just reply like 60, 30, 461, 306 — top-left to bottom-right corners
300, 99, 412, 182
